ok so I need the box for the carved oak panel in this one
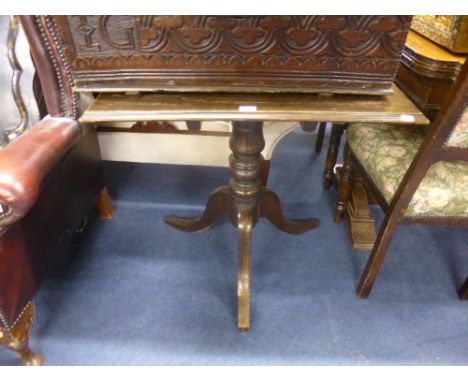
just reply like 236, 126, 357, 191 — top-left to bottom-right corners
49, 16, 412, 94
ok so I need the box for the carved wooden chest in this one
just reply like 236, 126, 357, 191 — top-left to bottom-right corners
44, 16, 412, 95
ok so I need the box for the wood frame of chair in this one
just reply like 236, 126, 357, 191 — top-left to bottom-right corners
335, 61, 468, 299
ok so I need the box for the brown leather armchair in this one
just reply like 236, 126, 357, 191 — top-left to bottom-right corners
0, 16, 112, 365
0, 120, 110, 366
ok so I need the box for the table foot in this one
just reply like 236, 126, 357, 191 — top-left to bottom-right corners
165, 186, 230, 232
259, 188, 319, 234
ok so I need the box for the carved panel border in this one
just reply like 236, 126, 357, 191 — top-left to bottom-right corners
50, 16, 412, 94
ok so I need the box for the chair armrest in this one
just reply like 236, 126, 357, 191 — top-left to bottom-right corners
0, 116, 80, 229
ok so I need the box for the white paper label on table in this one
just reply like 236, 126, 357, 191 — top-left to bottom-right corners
400, 114, 415, 123
239, 105, 257, 112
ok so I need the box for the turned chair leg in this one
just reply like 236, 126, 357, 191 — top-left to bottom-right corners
323, 123, 345, 189
458, 277, 468, 300
0, 304, 43, 366
357, 216, 398, 298
335, 143, 354, 223
299, 121, 326, 153
315, 122, 326, 153
96, 187, 114, 219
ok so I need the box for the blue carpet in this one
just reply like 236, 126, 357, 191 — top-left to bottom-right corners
2, 127, 468, 365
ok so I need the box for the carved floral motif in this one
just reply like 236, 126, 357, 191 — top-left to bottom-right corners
63, 15, 410, 60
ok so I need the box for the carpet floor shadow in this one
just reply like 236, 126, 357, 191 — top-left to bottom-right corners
2, 126, 468, 365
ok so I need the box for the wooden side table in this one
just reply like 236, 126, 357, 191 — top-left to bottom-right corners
396, 30, 467, 120
81, 89, 428, 331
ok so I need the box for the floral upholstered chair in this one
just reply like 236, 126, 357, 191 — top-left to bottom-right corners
335, 60, 468, 298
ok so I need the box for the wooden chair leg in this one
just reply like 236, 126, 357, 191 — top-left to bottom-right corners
186, 121, 201, 131
323, 123, 345, 189
342, 171, 377, 251
458, 277, 468, 300
0, 304, 43, 366
335, 143, 354, 223
356, 216, 398, 298
300, 121, 318, 132
315, 122, 326, 153
96, 187, 114, 219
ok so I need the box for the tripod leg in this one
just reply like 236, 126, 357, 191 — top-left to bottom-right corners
259, 188, 319, 234
236, 208, 253, 331
165, 186, 231, 233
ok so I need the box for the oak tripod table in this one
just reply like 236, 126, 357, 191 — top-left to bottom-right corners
80, 86, 428, 331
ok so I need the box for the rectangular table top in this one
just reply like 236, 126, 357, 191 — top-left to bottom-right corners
80, 85, 429, 125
